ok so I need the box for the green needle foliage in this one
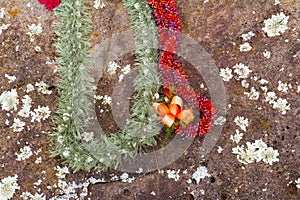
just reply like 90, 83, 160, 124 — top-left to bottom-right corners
51, 0, 162, 171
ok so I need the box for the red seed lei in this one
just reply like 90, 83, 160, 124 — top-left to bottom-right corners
146, 0, 215, 137
39, 0, 60, 10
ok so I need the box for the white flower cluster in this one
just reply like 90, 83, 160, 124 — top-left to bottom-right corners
191, 165, 210, 184
18, 95, 32, 118
166, 169, 180, 181
0, 8, 10, 35
295, 178, 300, 189
107, 61, 121, 75
234, 116, 249, 131
119, 64, 131, 82
54, 166, 70, 179
233, 63, 252, 79
262, 12, 289, 37
230, 129, 244, 144
244, 87, 260, 100
31, 106, 51, 122
5, 74, 17, 83
240, 31, 255, 41
263, 50, 271, 58
120, 173, 135, 183
232, 139, 279, 165
277, 81, 289, 93
82, 131, 94, 142
16, 146, 33, 161
20, 192, 46, 200
219, 67, 233, 82
265, 91, 290, 114
94, 95, 112, 105
10, 118, 25, 132
0, 175, 20, 200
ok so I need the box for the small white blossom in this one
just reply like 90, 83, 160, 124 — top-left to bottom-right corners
25, 84, 35, 93
34, 45, 42, 52
0, 89, 19, 111
154, 93, 160, 100
240, 31, 255, 41
54, 166, 70, 179
121, 64, 131, 75
277, 81, 288, 93
262, 12, 289, 37
239, 42, 252, 52
35, 81, 52, 95
234, 116, 249, 131
261, 147, 279, 165
107, 61, 120, 75
230, 130, 244, 144
219, 67, 233, 82
82, 132, 94, 142
263, 50, 271, 58
18, 95, 32, 118
295, 178, 300, 189
233, 63, 252, 79
244, 87, 260, 100
0, 8, 5, 19
259, 79, 269, 85
102, 95, 112, 105
26, 23, 43, 41
0, 175, 20, 200
217, 146, 224, 153
10, 118, 25, 132
93, 0, 106, 9
272, 98, 290, 114
214, 116, 226, 126
265, 91, 277, 104
166, 169, 180, 181
120, 173, 135, 183
0, 23, 10, 35
16, 146, 33, 161
261, 86, 268, 92
31, 106, 51, 122
274, 0, 281, 5
192, 166, 210, 184
5, 74, 17, 83
241, 80, 249, 88
35, 157, 42, 164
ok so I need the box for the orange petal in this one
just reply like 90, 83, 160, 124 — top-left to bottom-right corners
170, 96, 183, 108
180, 108, 195, 125
153, 103, 169, 117
161, 114, 175, 128
169, 104, 180, 116
164, 96, 170, 103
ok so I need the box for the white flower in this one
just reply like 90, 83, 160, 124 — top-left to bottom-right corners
261, 147, 279, 165
5, 74, 17, 83
240, 31, 255, 41
259, 79, 269, 85
239, 42, 252, 52
0, 8, 5, 19
244, 87, 260, 100
295, 178, 300, 189
35, 81, 52, 95
166, 169, 180, 181
192, 166, 210, 184
154, 93, 160, 100
277, 81, 288, 93
241, 80, 249, 88
35, 157, 42, 164
0, 23, 10, 35
10, 118, 25, 132
25, 84, 35, 93
233, 63, 252, 79
262, 12, 289, 37
102, 95, 112, 105
31, 106, 51, 122
121, 64, 131, 75
265, 91, 277, 104
217, 146, 224, 153
230, 130, 243, 144
93, 0, 105, 9
120, 173, 135, 183
232, 145, 255, 164
0, 175, 20, 200
16, 146, 32, 161
263, 50, 271, 58
272, 98, 290, 114
214, 116, 226, 126
0, 89, 19, 111
34, 45, 42, 52
219, 67, 233, 82
234, 116, 249, 131
54, 166, 70, 179
18, 95, 32, 118
26, 23, 43, 38
107, 61, 120, 75
82, 132, 94, 142
274, 0, 281, 5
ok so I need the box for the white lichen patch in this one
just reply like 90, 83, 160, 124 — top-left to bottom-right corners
0, 175, 20, 200
262, 12, 289, 37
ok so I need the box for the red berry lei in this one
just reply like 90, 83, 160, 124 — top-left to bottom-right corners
146, 0, 215, 137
